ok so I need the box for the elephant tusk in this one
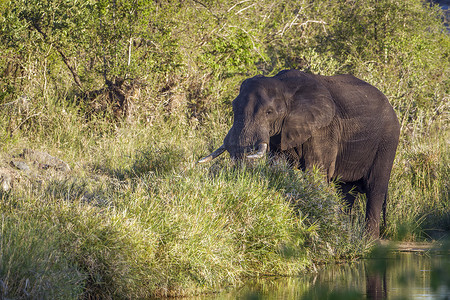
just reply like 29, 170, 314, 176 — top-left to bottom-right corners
246, 143, 268, 160
197, 145, 226, 164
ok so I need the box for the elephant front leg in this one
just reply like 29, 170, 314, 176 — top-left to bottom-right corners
339, 181, 364, 212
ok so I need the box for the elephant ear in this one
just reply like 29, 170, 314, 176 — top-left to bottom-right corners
280, 75, 336, 150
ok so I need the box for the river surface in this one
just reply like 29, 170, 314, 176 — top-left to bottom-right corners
194, 250, 450, 300
436, 0, 450, 31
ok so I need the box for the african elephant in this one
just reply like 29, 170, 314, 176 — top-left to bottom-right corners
198, 70, 400, 238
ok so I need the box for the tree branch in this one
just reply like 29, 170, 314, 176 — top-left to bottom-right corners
191, 0, 221, 21
31, 23, 83, 90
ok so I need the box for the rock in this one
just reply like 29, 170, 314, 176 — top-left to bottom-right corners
21, 149, 71, 172
0, 149, 72, 193
10, 160, 30, 172
0, 168, 14, 192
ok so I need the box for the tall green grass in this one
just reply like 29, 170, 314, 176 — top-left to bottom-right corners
0, 110, 367, 298
387, 107, 450, 239
0, 210, 85, 299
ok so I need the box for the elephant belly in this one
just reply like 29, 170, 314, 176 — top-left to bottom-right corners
333, 140, 378, 182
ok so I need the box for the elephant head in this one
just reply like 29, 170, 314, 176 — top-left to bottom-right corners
198, 70, 336, 163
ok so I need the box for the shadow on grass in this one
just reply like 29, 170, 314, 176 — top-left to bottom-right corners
90, 145, 186, 180
43, 178, 113, 207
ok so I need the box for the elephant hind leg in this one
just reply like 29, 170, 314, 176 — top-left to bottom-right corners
365, 192, 386, 238
364, 145, 397, 238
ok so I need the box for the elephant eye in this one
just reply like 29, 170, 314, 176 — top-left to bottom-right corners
266, 109, 273, 115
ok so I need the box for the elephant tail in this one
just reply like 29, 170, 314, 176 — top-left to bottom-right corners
382, 193, 387, 235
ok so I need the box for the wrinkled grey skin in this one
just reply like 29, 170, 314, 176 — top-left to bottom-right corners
199, 70, 400, 238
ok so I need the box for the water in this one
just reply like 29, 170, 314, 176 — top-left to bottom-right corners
435, 0, 450, 31
196, 251, 450, 300
435, 0, 450, 10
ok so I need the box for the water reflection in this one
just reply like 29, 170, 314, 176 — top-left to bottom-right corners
306, 253, 450, 300
196, 251, 450, 300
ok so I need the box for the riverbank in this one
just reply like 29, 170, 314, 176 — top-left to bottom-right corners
380, 239, 448, 252
0, 141, 369, 298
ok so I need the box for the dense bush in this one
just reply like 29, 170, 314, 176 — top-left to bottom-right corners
0, 0, 448, 297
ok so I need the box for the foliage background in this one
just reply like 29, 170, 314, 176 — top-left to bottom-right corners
0, 0, 449, 298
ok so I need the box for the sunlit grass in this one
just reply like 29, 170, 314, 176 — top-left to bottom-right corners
0, 111, 370, 298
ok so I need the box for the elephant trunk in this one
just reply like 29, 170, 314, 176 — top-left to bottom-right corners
224, 118, 269, 157
199, 114, 270, 163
